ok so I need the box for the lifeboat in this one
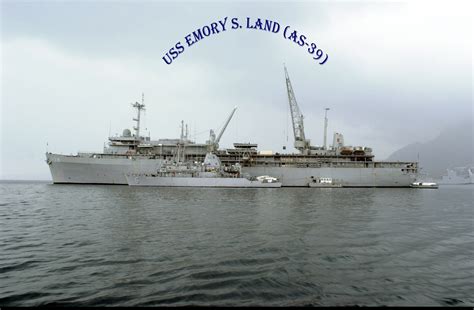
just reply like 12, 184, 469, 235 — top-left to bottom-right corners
340, 146, 353, 155
353, 146, 365, 155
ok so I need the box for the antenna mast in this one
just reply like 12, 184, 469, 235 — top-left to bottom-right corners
132, 93, 146, 140
324, 108, 330, 150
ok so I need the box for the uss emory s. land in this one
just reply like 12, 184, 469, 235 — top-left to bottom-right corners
46, 66, 418, 187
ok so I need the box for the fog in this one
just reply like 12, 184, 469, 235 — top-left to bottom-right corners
1, 0, 472, 180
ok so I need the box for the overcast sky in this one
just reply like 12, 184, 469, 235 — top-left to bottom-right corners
1, 0, 472, 180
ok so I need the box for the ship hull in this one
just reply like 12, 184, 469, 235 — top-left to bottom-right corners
126, 175, 282, 188
241, 166, 416, 187
46, 153, 164, 185
47, 153, 416, 187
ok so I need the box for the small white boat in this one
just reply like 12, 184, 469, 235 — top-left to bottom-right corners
308, 177, 342, 188
411, 182, 438, 189
255, 175, 280, 184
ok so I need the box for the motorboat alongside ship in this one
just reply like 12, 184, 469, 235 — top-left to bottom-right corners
46, 67, 419, 187
308, 177, 342, 188
411, 182, 439, 189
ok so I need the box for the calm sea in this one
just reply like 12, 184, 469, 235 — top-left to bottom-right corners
0, 181, 472, 306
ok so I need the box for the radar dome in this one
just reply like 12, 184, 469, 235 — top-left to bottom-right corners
122, 129, 132, 137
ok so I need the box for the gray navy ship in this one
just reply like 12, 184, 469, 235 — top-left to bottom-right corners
126, 152, 282, 188
46, 67, 419, 187
439, 167, 474, 185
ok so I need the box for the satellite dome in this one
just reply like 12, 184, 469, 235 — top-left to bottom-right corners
122, 129, 132, 137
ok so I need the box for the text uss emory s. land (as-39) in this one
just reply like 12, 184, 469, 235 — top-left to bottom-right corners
162, 17, 328, 66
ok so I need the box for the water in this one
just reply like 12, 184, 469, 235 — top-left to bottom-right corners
0, 182, 473, 306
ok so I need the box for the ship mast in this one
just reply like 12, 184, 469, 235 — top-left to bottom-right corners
132, 93, 146, 140
323, 108, 330, 150
284, 65, 310, 153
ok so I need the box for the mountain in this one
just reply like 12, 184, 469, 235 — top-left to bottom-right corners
386, 120, 473, 178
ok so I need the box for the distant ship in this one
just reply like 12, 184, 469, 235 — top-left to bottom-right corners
126, 152, 282, 188
439, 167, 474, 185
46, 67, 419, 187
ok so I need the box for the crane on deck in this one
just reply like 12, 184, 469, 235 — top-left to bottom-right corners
284, 66, 311, 154
208, 106, 237, 151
